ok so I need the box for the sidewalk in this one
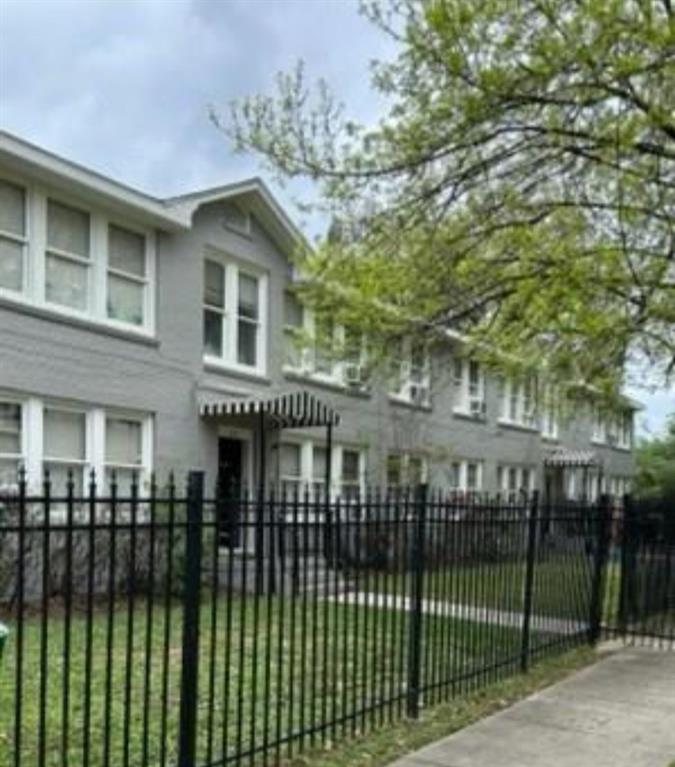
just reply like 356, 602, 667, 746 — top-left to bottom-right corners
387, 648, 675, 767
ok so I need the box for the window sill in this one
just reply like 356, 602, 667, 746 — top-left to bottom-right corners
453, 407, 487, 423
541, 435, 560, 443
203, 358, 271, 385
388, 393, 432, 412
0, 293, 159, 347
590, 438, 608, 447
283, 368, 371, 398
497, 419, 539, 434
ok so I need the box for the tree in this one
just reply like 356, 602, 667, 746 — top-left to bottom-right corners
218, 0, 675, 396
634, 414, 675, 498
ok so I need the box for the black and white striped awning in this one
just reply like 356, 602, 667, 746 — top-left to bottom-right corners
544, 448, 599, 468
198, 390, 340, 428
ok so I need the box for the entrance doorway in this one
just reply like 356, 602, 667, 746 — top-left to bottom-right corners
217, 437, 244, 546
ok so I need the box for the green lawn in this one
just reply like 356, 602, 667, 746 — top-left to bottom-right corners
369, 553, 595, 621
0, 592, 533, 767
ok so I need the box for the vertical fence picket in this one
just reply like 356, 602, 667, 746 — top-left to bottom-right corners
406, 483, 427, 718
177, 471, 204, 767
520, 490, 539, 672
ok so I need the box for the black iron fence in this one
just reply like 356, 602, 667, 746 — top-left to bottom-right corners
0, 470, 667, 767
603, 495, 675, 647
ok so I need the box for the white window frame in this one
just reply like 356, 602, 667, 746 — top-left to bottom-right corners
616, 412, 632, 450
103, 412, 153, 493
452, 358, 485, 418
541, 386, 560, 440
202, 251, 268, 377
498, 377, 538, 429
497, 463, 536, 500
390, 339, 431, 408
0, 395, 26, 488
105, 220, 154, 332
42, 403, 90, 494
591, 406, 607, 444
0, 174, 29, 298
386, 451, 429, 488
276, 439, 365, 503
448, 458, 483, 493
0, 175, 157, 336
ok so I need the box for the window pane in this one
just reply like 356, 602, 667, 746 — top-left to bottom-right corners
313, 446, 328, 481
106, 418, 142, 465
47, 200, 89, 257
0, 458, 20, 487
238, 273, 259, 319
237, 319, 257, 366
280, 443, 301, 477
467, 462, 478, 489
46, 254, 88, 310
342, 450, 359, 482
451, 462, 461, 488
44, 462, 83, 495
44, 409, 85, 460
108, 274, 144, 325
386, 455, 401, 486
105, 467, 137, 495
108, 224, 145, 277
0, 237, 23, 291
508, 467, 518, 491
408, 456, 423, 485
204, 309, 223, 356
284, 291, 303, 327
0, 179, 25, 236
204, 260, 224, 307
0, 402, 21, 455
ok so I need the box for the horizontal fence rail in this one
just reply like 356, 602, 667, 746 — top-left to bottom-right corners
0, 470, 670, 767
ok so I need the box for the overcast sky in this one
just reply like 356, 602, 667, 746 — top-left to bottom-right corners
0, 0, 672, 435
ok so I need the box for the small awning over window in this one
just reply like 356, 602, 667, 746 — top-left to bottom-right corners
198, 389, 340, 429
544, 448, 599, 468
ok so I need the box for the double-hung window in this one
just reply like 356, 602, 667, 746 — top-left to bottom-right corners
203, 257, 266, 373
283, 291, 305, 369
591, 407, 606, 443
0, 178, 27, 294
391, 340, 431, 406
498, 377, 538, 428
107, 224, 147, 326
279, 443, 302, 496
340, 449, 361, 501
0, 401, 23, 486
386, 452, 427, 488
311, 445, 328, 500
497, 464, 535, 500
453, 358, 485, 417
105, 416, 143, 495
237, 272, 260, 366
46, 200, 91, 312
43, 407, 87, 495
541, 387, 559, 440
449, 459, 483, 493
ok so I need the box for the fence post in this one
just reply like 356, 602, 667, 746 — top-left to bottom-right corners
406, 483, 427, 719
178, 470, 204, 767
589, 493, 611, 645
520, 490, 539, 673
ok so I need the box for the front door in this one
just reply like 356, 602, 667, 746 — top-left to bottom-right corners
218, 438, 243, 546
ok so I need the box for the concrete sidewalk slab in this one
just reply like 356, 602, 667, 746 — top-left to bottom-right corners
387, 648, 675, 767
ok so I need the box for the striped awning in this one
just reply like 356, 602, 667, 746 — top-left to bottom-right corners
198, 390, 340, 428
544, 448, 599, 468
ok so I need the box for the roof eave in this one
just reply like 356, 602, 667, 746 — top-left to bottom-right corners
0, 131, 190, 232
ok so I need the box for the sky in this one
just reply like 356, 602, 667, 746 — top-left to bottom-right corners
0, 0, 672, 436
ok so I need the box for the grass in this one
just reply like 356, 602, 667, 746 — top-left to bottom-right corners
284, 646, 602, 767
0, 591, 538, 767
373, 553, 595, 621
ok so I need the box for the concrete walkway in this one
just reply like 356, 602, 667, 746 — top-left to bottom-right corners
331, 591, 587, 636
388, 648, 675, 767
